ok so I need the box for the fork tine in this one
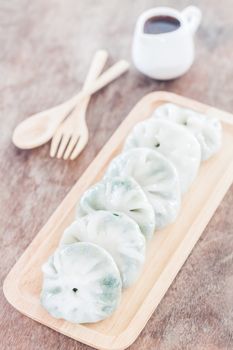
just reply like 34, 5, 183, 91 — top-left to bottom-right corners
69, 136, 88, 160
56, 134, 71, 159
63, 134, 80, 160
50, 128, 63, 157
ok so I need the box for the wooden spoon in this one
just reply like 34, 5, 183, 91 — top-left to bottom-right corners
12, 58, 130, 149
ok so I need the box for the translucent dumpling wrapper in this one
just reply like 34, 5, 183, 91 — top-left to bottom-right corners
77, 176, 155, 241
104, 148, 181, 230
41, 242, 122, 324
61, 210, 146, 288
153, 103, 222, 161
124, 118, 201, 193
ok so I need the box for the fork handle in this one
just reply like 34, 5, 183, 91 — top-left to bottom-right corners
69, 50, 108, 123
83, 50, 108, 89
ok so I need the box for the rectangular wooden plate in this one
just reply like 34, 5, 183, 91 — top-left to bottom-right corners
4, 92, 233, 350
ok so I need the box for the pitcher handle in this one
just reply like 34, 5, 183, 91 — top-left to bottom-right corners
182, 6, 202, 34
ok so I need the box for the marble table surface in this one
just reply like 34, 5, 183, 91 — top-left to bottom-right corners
1, 0, 233, 349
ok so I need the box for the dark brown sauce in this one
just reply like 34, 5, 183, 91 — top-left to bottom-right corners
144, 15, 180, 34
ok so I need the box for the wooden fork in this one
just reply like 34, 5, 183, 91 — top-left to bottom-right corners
50, 50, 108, 160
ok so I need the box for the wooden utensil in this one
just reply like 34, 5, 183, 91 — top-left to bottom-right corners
4, 92, 233, 350
50, 50, 108, 159
12, 59, 130, 150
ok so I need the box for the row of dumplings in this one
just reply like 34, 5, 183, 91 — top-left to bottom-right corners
41, 103, 222, 324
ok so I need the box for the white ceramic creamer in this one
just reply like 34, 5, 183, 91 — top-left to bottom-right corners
132, 6, 202, 80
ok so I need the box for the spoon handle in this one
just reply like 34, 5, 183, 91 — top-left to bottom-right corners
69, 60, 130, 106
82, 59, 130, 97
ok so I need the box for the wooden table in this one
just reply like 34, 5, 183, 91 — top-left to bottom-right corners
1, 0, 233, 349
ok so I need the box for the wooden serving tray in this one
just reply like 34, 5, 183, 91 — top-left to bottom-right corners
4, 92, 233, 350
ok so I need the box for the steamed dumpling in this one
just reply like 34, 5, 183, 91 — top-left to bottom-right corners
124, 118, 201, 193
153, 103, 222, 161
61, 211, 146, 288
104, 148, 181, 230
41, 242, 122, 324
77, 176, 155, 240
